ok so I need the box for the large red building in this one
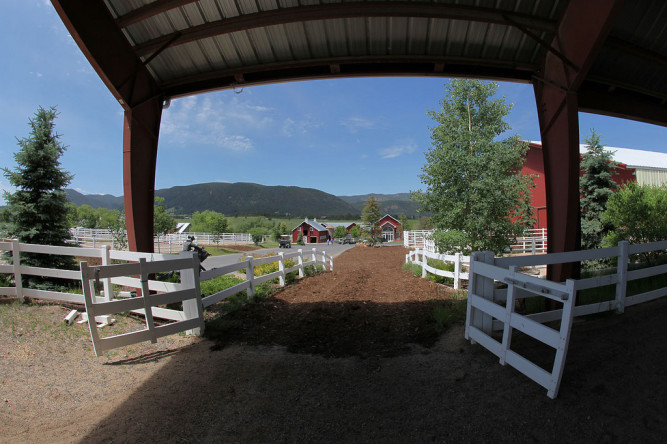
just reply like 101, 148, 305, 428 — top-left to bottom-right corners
522, 142, 639, 230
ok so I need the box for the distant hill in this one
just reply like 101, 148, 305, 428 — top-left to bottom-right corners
66, 182, 359, 218
338, 193, 421, 217
65, 189, 124, 210
156, 182, 357, 217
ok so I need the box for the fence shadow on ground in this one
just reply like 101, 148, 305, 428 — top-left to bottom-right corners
79, 296, 667, 443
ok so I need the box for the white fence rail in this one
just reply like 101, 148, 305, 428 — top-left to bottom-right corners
69, 228, 254, 251
200, 248, 333, 308
405, 228, 549, 255
405, 249, 470, 290
465, 240, 667, 398
403, 230, 434, 249
80, 254, 204, 357
0, 239, 333, 352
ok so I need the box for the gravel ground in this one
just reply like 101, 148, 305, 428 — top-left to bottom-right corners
1, 246, 666, 443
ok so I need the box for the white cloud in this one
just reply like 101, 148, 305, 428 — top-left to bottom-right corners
160, 94, 273, 151
340, 116, 376, 133
281, 116, 322, 137
379, 141, 417, 159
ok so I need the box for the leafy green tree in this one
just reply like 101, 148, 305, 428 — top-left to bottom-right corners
249, 227, 264, 245
350, 225, 361, 239
272, 222, 289, 241
191, 210, 228, 245
399, 213, 411, 233
580, 129, 617, 251
602, 184, 667, 264
106, 211, 128, 250
333, 225, 347, 239
153, 196, 175, 236
72, 204, 98, 228
361, 195, 382, 243
2, 106, 75, 288
412, 79, 533, 255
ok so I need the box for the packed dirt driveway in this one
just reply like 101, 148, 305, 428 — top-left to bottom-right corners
1, 246, 666, 442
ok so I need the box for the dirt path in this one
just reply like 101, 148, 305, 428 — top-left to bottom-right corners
1, 246, 667, 442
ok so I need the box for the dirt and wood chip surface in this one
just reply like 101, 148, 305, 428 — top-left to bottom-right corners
1, 246, 666, 443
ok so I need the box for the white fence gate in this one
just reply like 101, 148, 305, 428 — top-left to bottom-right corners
80, 253, 204, 357
465, 240, 667, 398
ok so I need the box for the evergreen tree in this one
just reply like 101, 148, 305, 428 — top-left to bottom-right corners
2, 106, 75, 288
412, 80, 533, 255
361, 195, 382, 243
580, 129, 617, 251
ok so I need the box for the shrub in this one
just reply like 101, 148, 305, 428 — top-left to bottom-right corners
200, 274, 245, 298
432, 299, 467, 332
402, 262, 422, 277
238, 253, 296, 280
425, 258, 455, 285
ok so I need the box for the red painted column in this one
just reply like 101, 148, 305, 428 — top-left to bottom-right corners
123, 98, 163, 253
534, 84, 581, 281
533, 0, 623, 281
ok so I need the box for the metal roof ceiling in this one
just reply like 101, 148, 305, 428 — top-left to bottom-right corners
53, 0, 667, 126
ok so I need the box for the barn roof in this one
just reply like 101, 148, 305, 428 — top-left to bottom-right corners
53, 0, 667, 127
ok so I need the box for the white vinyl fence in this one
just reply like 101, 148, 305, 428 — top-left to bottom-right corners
69, 228, 254, 251
405, 228, 549, 255
403, 230, 434, 249
465, 240, 667, 398
405, 249, 470, 290
81, 254, 204, 357
1, 240, 333, 355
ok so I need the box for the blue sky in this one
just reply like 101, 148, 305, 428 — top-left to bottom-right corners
2, 1, 667, 205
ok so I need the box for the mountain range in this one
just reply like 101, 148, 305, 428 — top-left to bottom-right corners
65, 182, 422, 218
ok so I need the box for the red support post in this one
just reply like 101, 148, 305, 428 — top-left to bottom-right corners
533, 0, 624, 282
123, 98, 163, 253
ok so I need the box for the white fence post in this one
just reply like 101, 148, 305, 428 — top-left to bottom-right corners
321, 251, 327, 270
180, 251, 204, 336
12, 240, 24, 303
311, 248, 317, 267
102, 245, 112, 302
615, 240, 629, 314
278, 252, 285, 287
246, 256, 255, 301
421, 250, 427, 278
466, 251, 495, 336
298, 249, 304, 278
454, 252, 461, 290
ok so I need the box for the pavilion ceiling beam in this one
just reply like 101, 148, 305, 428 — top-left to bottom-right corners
160, 55, 536, 98
51, 0, 162, 110
116, 0, 199, 27
579, 86, 667, 127
132, 2, 556, 57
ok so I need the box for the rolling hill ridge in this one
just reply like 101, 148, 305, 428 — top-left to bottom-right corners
65, 183, 421, 217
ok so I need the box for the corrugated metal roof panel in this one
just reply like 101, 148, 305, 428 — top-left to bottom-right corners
303, 21, 332, 58
229, 31, 260, 65
283, 22, 314, 59
265, 25, 296, 61
367, 17, 389, 55
246, 28, 277, 63
214, 34, 244, 67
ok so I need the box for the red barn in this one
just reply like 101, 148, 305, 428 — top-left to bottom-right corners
522, 142, 639, 230
377, 214, 402, 242
291, 218, 331, 244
